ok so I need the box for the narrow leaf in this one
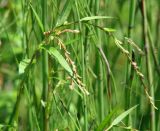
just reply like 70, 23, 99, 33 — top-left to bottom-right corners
106, 105, 138, 131
29, 4, 44, 32
80, 16, 114, 22
103, 28, 116, 32
42, 46, 73, 75
96, 107, 118, 131
56, 0, 74, 26
19, 59, 31, 74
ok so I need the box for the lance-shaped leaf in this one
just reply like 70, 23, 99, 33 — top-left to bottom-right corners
56, 0, 74, 26
80, 16, 114, 22
96, 107, 118, 131
106, 105, 138, 131
42, 46, 73, 76
29, 3, 44, 32
19, 59, 33, 74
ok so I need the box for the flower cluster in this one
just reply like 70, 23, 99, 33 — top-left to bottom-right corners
56, 37, 89, 95
115, 37, 157, 109
44, 29, 89, 95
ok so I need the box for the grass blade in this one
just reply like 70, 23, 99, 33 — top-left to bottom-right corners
42, 46, 73, 76
106, 105, 138, 131
56, 0, 74, 26
29, 3, 44, 32
96, 107, 118, 131
80, 16, 114, 22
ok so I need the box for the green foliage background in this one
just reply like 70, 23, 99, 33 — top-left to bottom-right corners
0, 0, 160, 130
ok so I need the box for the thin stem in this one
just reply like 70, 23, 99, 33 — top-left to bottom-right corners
98, 46, 112, 112
93, 0, 105, 121
126, 0, 136, 126
141, 0, 156, 131
126, 0, 136, 108
147, 26, 160, 75
75, 2, 88, 130
41, 0, 49, 130
98, 47, 111, 80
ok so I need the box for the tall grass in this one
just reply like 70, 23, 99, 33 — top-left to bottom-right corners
0, 0, 160, 130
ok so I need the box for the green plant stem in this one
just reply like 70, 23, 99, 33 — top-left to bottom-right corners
141, 0, 156, 131
95, 0, 105, 121
75, 2, 88, 130
41, 0, 49, 131
155, 7, 160, 49
99, 58, 104, 122
98, 47, 112, 114
147, 26, 160, 75
100, 62, 105, 115
126, 0, 136, 108
82, 28, 88, 131
126, 0, 136, 126
128, 0, 136, 38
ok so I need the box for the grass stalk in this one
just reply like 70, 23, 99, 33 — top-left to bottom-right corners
125, 0, 136, 108
94, 0, 105, 122
140, 0, 156, 130
99, 61, 104, 121
41, 0, 49, 130
75, 2, 88, 130
1, 1, 159, 130
98, 46, 111, 114
126, 0, 136, 126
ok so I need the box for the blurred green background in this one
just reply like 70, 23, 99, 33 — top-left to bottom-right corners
0, 0, 160, 130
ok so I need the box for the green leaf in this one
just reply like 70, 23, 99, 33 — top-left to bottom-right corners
103, 28, 116, 32
116, 125, 138, 130
56, 0, 74, 26
80, 16, 113, 22
96, 107, 118, 131
19, 59, 31, 74
42, 46, 73, 75
29, 3, 44, 32
106, 105, 138, 131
